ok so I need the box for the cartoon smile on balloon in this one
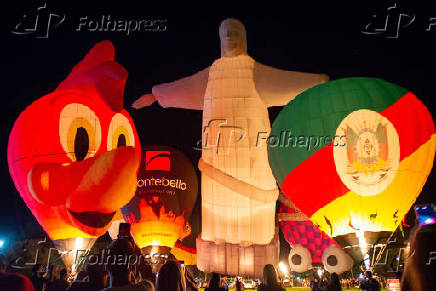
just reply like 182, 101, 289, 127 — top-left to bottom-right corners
8, 41, 141, 240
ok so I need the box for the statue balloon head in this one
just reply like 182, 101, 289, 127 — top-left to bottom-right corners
219, 18, 247, 57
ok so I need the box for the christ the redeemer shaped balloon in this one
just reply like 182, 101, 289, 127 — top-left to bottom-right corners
133, 18, 329, 276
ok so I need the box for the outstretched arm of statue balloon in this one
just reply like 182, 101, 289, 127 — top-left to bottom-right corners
132, 93, 156, 109
254, 62, 329, 107
132, 67, 210, 110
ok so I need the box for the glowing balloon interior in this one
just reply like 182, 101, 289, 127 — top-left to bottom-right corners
122, 146, 198, 250
134, 18, 329, 276
7, 41, 141, 268
279, 204, 353, 274
269, 77, 436, 262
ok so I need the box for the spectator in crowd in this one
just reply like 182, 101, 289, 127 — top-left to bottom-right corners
156, 260, 185, 291
401, 223, 436, 291
205, 272, 225, 291
136, 261, 155, 286
319, 274, 328, 290
68, 262, 109, 291
46, 268, 69, 291
74, 270, 88, 282
257, 264, 285, 291
185, 269, 198, 291
134, 262, 155, 291
235, 277, 243, 291
324, 272, 341, 291
104, 238, 152, 290
31, 264, 49, 291
359, 271, 380, 291
310, 277, 320, 291
0, 253, 34, 291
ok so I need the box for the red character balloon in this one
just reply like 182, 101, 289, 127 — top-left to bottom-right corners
7, 41, 141, 254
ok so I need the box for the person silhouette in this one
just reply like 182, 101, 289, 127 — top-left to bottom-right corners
0, 254, 34, 291
401, 224, 436, 291
155, 260, 186, 291
257, 264, 285, 291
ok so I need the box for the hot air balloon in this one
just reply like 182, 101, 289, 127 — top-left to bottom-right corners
279, 204, 353, 274
268, 77, 436, 269
132, 18, 328, 277
122, 145, 198, 263
7, 41, 141, 273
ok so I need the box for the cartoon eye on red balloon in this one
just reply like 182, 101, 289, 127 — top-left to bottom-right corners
7, 41, 141, 242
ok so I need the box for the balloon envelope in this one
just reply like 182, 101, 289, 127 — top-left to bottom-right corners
269, 77, 435, 260
279, 205, 338, 263
7, 41, 141, 269
122, 146, 198, 250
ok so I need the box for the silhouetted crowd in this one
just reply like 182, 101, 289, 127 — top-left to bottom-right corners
1, 223, 435, 290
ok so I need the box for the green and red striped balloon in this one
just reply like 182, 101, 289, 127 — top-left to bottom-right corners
268, 77, 435, 240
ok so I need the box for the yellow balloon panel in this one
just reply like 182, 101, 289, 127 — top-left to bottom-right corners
130, 220, 184, 249
312, 135, 436, 237
171, 246, 197, 266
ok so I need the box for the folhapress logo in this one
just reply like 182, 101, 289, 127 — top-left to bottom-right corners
11, 3, 65, 39
12, 4, 167, 38
76, 16, 167, 35
194, 119, 246, 154
362, 3, 436, 38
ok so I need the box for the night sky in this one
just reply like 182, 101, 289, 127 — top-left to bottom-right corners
2, 1, 435, 252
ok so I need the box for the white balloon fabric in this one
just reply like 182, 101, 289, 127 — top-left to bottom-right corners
196, 228, 279, 278
136, 18, 328, 276
199, 52, 280, 245
321, 245, 354, 274
288, 244, 312, 273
